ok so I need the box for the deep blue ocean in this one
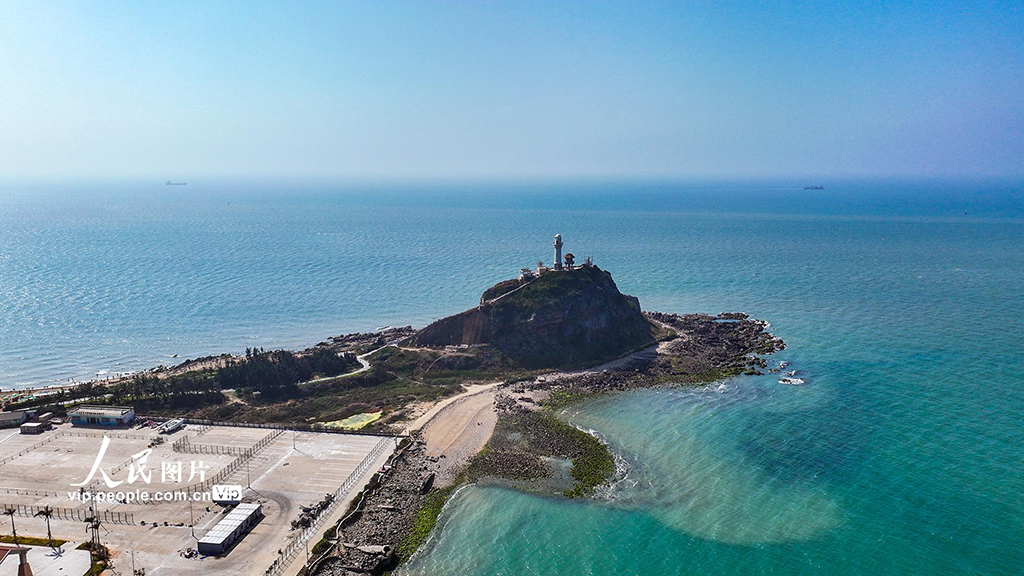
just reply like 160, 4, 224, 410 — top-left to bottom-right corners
1, 180, 1022, 574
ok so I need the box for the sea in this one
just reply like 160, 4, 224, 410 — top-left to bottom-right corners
1, 179, 1022, 574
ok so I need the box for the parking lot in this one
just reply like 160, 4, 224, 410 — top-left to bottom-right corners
0, 422, 395, 575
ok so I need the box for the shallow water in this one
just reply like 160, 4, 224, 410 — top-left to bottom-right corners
2, 179, 1023, 573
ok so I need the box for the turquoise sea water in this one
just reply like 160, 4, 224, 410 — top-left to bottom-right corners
1, 180, 1023, 573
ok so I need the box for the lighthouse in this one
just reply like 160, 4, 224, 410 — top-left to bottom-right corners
553, 234, 564, 270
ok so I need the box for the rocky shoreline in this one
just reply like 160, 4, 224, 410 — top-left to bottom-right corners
312, 438, 439, 575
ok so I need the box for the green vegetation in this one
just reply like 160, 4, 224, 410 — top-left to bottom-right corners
372, 346, 531, 384
222, 347, 360, 400
190, 365, 462, 427
6, 347, 360, 416
496, 265, 598, 309
480, 278, 523, 301
0, 534, 68, 546
310, 525, 338, 556
396, 486, 456, 562
85, 558, 107, 576
75, 543, 109, 576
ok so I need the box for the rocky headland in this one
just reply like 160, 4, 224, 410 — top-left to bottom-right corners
310, 268, 785, 575
412, 264, 665, 369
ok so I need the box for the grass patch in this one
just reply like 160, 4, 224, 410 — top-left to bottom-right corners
74, 543, 109, 575
85, 558, 108, 576
310, 525, 338, 557
0, 535, 68, 547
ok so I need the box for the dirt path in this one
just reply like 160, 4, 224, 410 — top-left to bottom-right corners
300, 345, 387, 385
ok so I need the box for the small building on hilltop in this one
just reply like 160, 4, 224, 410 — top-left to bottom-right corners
69, 405, 135, 427
534, 234, 588, 274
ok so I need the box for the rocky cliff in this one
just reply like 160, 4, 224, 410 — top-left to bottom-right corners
412, 265, 659, 369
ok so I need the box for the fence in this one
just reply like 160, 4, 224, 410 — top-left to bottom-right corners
265, 436, 395, 576
138, 416, 398, 439
0, 502, 134, 525
305, 437, 414, 576
59, 430, 155, 441
0, 434, 62, 467
172, 435, 247, 456
0, 429, 152, 468
182, 430, 282, 496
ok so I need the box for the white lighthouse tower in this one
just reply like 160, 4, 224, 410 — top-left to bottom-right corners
553, 234, 564, 270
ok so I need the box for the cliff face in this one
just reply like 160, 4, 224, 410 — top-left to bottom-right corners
412, 266, 658, 369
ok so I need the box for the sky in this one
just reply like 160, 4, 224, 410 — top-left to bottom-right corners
0, 1, 1022, 181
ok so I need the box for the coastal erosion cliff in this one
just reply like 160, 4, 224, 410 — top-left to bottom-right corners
412, 265, 661, 369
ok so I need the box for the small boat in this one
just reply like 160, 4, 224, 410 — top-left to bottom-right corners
166, 181, 187, 186
803, 185, 824, 190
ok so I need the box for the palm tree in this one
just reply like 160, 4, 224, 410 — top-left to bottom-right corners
3, 507, 17, 546
35, 506, 55, 548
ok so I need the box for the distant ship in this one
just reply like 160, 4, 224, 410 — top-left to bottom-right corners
803, 185, 824, 190
166, 181, 187, 186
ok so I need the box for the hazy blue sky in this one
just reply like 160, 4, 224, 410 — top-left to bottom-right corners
1, 1, 1022, 180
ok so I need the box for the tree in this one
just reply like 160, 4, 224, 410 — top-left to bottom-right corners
35, 506, 55, 548
3, 507, 17, 546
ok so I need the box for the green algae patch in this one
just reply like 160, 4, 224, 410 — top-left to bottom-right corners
559, 420, 616, 498
542, 389, 601, 410
397, 486, 456, 562
465, 409, 615, 498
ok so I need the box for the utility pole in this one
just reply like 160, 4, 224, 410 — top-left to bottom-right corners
189, 499, 196, 541
132, 549, 145, 576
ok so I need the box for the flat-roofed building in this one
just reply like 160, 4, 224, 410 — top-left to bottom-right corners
68, 405, 135, 427
0, 411, 27, 429
20, 422, 46, 434
197, 502, 263, 556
